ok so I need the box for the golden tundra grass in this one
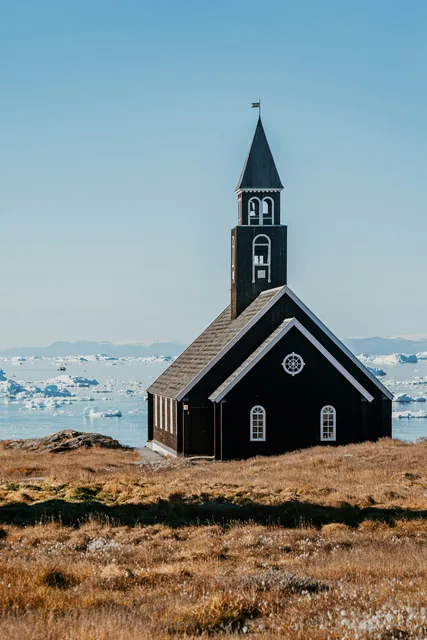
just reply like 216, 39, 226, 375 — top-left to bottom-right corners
1, 438, 427, 638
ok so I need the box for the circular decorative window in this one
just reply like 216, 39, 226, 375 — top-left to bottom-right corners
282, 353, 305, 376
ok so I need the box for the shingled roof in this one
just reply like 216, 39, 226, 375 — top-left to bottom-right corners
236, 117, 283, 191
147, 287, 283, 400
209, 318, 293, 401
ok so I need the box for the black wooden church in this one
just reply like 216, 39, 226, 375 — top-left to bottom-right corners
147, 117, 392, 459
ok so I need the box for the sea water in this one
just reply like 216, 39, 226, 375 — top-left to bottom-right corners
0, 358, 170, 447
0, 357, 426, 447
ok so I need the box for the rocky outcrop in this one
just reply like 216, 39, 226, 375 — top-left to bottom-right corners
3, 429, 126, 453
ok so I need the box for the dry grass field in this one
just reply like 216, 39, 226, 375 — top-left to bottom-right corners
0, 438, 427, 638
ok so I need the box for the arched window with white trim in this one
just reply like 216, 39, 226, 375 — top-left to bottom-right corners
248, 197, 260, 225
252, 234, 271, 283
250, 406, 266, 441
321, 406, 336, 441
261, 197, 273, 225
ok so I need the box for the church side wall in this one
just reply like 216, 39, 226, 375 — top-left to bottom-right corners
151, 394, 179, 452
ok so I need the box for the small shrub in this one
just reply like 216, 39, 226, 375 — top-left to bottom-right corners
173, 594, 262, 634
40, 568, 78, 590
68, 486, 99, 501
238, 569, 328, 594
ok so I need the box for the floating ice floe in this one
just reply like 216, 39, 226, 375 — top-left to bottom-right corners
366, 366, 386, 377
48, 375, 99, 388
386, 377, 427, 388
24, 398, 72, 410
359, 353, 418, 365
0, 379, 27, 397
0, 370, 7, 382
393, 394, 426, 404
0, 378, 74, 399
393, 410, 427, 419
83, 407, 122, 418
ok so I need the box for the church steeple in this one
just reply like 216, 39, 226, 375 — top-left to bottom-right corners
231, 117, 287, 319
236, 118, 283, 191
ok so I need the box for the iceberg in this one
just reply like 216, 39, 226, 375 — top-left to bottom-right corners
0, 369, 7, 382
394, 394, 426, 404
24, 398, 71, 410
359, 353, 418, 365
48, 375, 99, 388
392, 410, 427, 419
0, 379, 27, 397
43, 384, 73, 398
366, 366, 386, 377
83, 407, 122, 418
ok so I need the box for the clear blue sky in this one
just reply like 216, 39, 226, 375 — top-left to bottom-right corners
1, 0, 426, 348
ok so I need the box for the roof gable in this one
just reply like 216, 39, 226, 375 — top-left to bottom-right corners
236, 118, 283, 191
147, 287, 285, 400
147, 284, 393, 403
282, 287, 393, 401
209, 318, 376, 402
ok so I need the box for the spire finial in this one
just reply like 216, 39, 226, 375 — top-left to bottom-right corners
251, 99, 261, 118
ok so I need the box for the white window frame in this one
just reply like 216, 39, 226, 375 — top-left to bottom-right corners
170, 398, 174, 434
250, 405, 266, 441
252, 234, 271, 283
320, 406, 336, 442
261, 197, 274, 225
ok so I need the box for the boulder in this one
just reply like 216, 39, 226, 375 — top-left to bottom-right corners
2, 429, 126, 453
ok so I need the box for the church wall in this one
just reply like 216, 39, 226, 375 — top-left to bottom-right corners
218, 326, 383, 460
279, 295, 392, 406
152, 394, 179, 452
162, 289, 390, 458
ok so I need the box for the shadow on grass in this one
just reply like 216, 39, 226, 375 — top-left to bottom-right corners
0, 494, 427, 528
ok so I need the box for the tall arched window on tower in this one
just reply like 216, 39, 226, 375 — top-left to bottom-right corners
261, 197, 273, 225
248, 197, 260, 225
320, 406, 336, 442
250, 406, 266, 441
252, 234, 271, 283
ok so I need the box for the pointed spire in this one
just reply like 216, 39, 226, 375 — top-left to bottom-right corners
236, 117, 283, 191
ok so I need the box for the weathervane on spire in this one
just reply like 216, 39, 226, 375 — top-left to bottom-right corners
251, 99, 261, 117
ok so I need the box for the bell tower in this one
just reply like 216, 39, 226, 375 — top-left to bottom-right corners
231, 117, 287, 319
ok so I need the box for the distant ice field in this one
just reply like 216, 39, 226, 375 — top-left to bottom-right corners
0, 354, 426, 447
0, 356, 171, 447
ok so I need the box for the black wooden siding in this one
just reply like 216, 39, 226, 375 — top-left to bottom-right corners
150, 393, 179, 452
181, 292, 391, 458
231, 225, 287, 318
217, 326, 386, 460
148, 290, 391, 458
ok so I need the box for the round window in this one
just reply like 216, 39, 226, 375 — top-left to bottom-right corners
282, 353, 305, 376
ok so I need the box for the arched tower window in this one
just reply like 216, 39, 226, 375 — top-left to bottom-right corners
252, 234, 271, 283
261, 197, 273, 225
321, 406, 336, 442
250, 405, 266, 441
248, 197, 260, 225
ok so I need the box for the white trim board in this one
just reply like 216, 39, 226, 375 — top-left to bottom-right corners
210, 318, 375, 403
282, 286, 393, 401
146, 439, 177, 458
175, 285, 288, 401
